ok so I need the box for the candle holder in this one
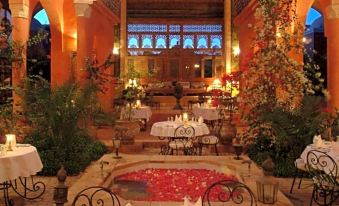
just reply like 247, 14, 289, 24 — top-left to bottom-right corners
5, 134, 16, 151
233, 144, 243, 160
112, 137, 122, 159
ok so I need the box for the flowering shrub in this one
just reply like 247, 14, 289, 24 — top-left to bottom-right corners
241, 0, 306, 114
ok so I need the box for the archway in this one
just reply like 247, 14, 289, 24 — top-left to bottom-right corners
27, 2, 51, 82
304, 7, 327, 95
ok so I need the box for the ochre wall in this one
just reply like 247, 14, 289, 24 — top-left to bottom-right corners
10, 0, 119, 112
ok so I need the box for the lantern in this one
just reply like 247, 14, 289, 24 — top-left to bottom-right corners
112, 137, 122, 159
256, 178, 279, 204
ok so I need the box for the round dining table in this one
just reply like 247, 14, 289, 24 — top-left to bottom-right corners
0, 145, 44, 206
150, 121, 210, 138
0, 145, 43, 183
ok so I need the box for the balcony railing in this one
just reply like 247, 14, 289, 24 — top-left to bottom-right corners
232, 0, 251, 17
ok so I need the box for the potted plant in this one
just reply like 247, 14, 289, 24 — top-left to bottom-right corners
216, 71, 241, 145
173, 82, 183, 110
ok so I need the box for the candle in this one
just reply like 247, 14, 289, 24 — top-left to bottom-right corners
207, 99, 212, 105
128, 79, 133, 86
183, 112, 188, 123
132, 79, 137, 87
136, 99, 141, 108
5, 134, 16, 151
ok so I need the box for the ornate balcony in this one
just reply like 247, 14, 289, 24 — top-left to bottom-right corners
232, 0, 251, 17
102, 0, 121, 17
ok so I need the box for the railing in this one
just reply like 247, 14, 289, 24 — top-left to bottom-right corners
102, 0, 121, 17
232, 0, 251, 17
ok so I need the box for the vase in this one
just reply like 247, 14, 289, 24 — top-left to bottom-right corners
115, 120, 140, 145
219, 122, 237, 145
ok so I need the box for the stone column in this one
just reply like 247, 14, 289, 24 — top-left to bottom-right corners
9, 0, 29, 111
120, 0, 127, 76
325, 4, 339, 109
74, 1, 93, 82
224, 0, 232, 74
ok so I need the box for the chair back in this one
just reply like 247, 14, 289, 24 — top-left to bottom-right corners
71, 186, 120, 206
306, 150, 338, 180
306, 149, 339, 205
174, 125, 196, 140
202, 180, 257, 206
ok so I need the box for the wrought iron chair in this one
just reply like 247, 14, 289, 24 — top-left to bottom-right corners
169, 125, 198, 155
290, 158, 308, 193
306, 150, 339, 206
72, 186, 121, 206
202, 180, 257, 206
198, 120, 222, 156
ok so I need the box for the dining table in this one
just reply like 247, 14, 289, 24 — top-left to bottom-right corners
0, 145, 45, 206
150, 121, 210, 139
192, 106, 221, 121
120, 105, 152, 130
300, 141, 339, 173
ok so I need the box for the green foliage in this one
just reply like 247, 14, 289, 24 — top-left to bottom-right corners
20, 76, 112, 175
248, 95, 329, 176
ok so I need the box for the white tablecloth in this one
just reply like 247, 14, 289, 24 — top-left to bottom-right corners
0, 146, 43, 183
150, 121, 210, 137
192, 107, 220, 121
300, 142, 339, 173
120, 106, 152, 121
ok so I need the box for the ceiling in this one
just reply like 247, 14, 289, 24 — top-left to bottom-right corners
127, 0, 224, 19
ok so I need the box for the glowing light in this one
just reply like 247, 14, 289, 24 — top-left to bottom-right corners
113, 47, 119, 55
276, 32, 281, 38
302, 37, 306, 43
194, 64, 200, 68
233, 47, 240, 56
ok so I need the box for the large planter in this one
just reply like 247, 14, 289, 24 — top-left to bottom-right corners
115, 120, 141, 145
219, 122, 237, 145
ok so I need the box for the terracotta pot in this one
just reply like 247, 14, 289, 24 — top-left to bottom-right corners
219, 122, 237, 145
115, 120, 140, 145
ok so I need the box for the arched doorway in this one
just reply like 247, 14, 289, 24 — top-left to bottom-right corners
304, 7, 327, 95
27, 2, 51, 82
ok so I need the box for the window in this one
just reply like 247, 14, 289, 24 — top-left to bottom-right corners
210, 35, 222, 49
169, 24, 180, 32
169, 35, 180, 48
183, 35, 194, 49
155, 35, 166, 48
128, 34, 139, 48
197, 35, 208, 49
142, 34, 153, 48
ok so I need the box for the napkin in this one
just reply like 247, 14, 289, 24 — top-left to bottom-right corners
198, 116, 204, 124
315, 138, 324, 148
183, 196, 202, 206
175, 115, 179, 123
313, 134, 321, 145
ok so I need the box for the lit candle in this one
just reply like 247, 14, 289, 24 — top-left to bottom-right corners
136, 99, 141, 108
5, 134, 16, 151
183, 112, 188, 123
128, 79, 133, 86
132, 79, 137, 87
207, 99, 212, 105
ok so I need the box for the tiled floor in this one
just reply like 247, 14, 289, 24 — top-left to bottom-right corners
1, 108, 339, 205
